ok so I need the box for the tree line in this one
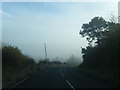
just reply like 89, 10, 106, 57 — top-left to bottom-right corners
79, 16, 119, 87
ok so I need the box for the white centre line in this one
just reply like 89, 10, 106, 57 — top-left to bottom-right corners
60, 73, 64, 78
66, 80, 75, 90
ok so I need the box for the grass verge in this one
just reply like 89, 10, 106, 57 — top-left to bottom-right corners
76, 67, 119, 88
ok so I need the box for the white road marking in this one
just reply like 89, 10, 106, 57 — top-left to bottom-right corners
12, 76, 30, 88
66, 80, 75, 90
60, 73, 64, 78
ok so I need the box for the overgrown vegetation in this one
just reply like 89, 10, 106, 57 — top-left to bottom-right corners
2, 44, 63, 88
79, 16, 120, 87
2, 45, 39, 88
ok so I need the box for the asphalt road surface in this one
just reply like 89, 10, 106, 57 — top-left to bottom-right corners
13, 66, 111, 88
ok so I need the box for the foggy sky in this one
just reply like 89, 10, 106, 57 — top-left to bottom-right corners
1, 2, 118, 62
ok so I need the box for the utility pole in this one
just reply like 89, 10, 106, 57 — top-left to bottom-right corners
44, 43, 47, 60
118, 1, 120, 23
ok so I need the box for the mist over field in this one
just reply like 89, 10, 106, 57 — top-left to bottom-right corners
2, 2, 117, 62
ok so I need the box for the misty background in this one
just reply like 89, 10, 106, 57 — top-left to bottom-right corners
1, 2, 117, 62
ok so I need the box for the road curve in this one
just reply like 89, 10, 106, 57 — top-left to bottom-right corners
13, 66, 111, 88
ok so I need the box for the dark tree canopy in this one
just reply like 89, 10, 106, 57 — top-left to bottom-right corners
79, 17, 109, 45
79, 16, 120, 86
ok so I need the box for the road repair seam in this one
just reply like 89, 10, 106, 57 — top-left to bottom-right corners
66, 80, 75, 90
12, 76, 30, 88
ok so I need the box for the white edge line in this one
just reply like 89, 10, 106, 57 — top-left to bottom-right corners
66, 80, 75, 90
12, 76, 30, 88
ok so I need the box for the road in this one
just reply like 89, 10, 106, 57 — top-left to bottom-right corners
13, 66, 111, 88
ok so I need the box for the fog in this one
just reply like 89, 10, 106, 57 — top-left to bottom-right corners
1, 2, 117, 62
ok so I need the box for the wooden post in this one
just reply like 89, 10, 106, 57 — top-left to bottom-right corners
44, 43, 47, 60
